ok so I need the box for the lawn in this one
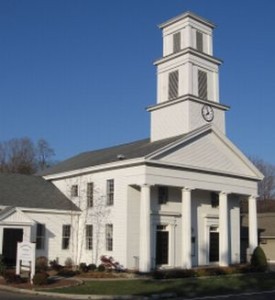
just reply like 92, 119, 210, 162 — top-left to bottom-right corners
46, 272, 275, 297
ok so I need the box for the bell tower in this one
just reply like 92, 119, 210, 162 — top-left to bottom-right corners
148, 12, 229, 141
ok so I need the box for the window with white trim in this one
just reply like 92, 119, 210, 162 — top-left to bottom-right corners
87, 182, 94, 207
86, 225, 93, 250
36, 223, 45, 250
71, 185, 78, 197
158, 186, 168, 204
62, 224, 71, 250
106, 224, 113, 251
107, 179, 114, 206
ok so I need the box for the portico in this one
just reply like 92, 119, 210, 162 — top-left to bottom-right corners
138, 181, 259, 272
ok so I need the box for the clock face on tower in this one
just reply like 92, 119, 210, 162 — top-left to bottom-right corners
202, 105, 214, 122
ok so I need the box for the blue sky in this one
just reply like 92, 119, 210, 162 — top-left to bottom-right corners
0, 0, 275, 164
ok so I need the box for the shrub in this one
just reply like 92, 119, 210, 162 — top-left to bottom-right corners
251, 246, 268, 272
88, 263, 97, 271
64, 257, 73, 269
57, 269, 78, 277
195, 268, 210, 277
36, 256, 48, 272
3, 270, 24, 284
79, 262, 88, 273
98, 264, 106, 272
33, 272, 49, 286
49, 259, 62, 271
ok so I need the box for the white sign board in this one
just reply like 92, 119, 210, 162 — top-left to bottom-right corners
16, 242, 36, 283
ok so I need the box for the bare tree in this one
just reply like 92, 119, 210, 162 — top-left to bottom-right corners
0, 137, 55, 174
251, 157, 275, 200
36, 139, 55, 171
0, 143, 8, 172
64, 177, 110, 267
7, 138, 36, 174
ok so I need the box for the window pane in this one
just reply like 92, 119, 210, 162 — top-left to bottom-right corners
71, 185, 78, 197
36, 223, 45, 250
158, 186, 168, 204
86, 225, 93, 250
62, 225, 71, 250
87, 182, 94, 207
107, 179, 114, 205
106, 224, 113, 251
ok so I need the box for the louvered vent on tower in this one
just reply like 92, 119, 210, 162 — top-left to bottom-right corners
168, 70, 179, 100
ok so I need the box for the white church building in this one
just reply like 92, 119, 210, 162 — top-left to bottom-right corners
0, 12, 263, 272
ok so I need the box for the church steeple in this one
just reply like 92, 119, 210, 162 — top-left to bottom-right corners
148, 12, 229, 142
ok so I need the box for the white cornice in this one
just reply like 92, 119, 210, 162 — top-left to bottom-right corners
43, 157, 145, 180
147, 95, 230, 112
158, 11, 216, 30
154, 47, 222, 66
19, 207, 81, 215
0, 205, 81, 216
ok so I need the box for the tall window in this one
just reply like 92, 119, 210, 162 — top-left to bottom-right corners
211, 192, 219, 208
36, 223, 45, 250
158, 186, 168, 204
87, 182, 94, 207
106, 224, 113, 251
107, 179, 114, 205
71, 185, 78, 197
168, 70, 179, 100
86, 225, 93, 250
196, 31, 203, 52
62, 225, 71, 250
198, 70, 208, 100
173, 32, 181, 53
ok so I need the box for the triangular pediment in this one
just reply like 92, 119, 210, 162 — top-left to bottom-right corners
0, 207, 34, 225
147, 126, 263, 180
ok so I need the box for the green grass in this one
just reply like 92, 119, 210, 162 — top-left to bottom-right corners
45, 273, 275, 297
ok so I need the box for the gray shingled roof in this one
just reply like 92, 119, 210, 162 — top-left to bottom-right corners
40, 135, 185, 176
0, 173, 80, 211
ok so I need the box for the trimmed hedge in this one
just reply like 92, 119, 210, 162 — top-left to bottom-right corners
152, 264, 253, 279
251, 246, 268, 272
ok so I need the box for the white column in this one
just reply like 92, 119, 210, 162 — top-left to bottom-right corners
181, 187, 192, 269
248, 195, 258, 254
219, 192, 229, 266
139, 184, 151, 272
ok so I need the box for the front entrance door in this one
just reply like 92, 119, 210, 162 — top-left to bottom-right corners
156, 226, 169, 265
2, 228, 23, 266
209, 230, 219, 262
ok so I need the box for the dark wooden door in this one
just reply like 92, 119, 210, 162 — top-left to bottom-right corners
2, 228, 23, 266
209, 232, 219, 262
156, 231, 169, 265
